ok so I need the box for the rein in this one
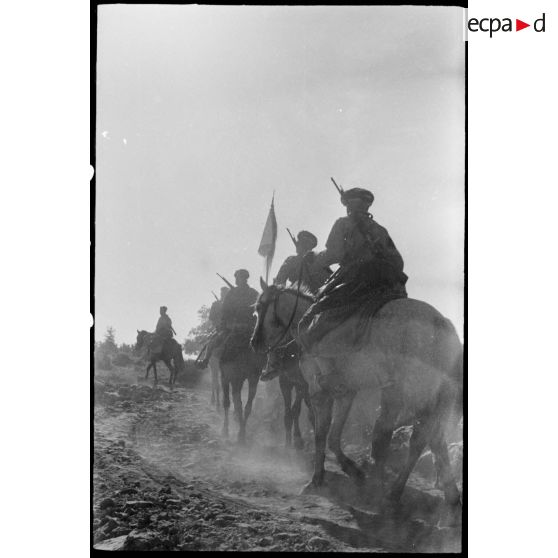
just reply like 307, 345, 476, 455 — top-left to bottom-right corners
266, 261, 305, 351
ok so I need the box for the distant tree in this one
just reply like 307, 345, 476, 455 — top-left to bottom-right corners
183, 305, 214, 356
118, 342, 135, 355
101, 326, 118, 355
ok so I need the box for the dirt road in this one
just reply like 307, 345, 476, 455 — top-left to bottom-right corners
93, 366, 462, 552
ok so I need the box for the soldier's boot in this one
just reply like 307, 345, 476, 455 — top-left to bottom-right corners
197, 334, 222, 369
260, 350, 282, 382
316, 358, 349, 397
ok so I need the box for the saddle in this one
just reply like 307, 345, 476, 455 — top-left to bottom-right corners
148, 334, 174, 356
299, 261, 408, 353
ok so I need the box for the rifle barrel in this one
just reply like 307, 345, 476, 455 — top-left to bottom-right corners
216, 273, 234, 290
330, 177, 344, 195
286, 228, 297, 248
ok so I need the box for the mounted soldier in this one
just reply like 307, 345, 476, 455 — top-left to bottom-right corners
151, 306, 176, 354
197, 270, 258, 368
298, 185, 408, 395
274, 230, 332, 293
260, 231, 332, 382
220, 269, 259, 334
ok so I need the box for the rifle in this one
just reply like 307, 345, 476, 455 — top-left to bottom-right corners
211, 291, 219, 301
330, 177, 345, 195
216, 273, 234, 289
286, 228, 297, 249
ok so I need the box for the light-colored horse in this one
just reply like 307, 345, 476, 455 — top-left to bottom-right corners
250, 281, 463, 506
262, 342, 315, 449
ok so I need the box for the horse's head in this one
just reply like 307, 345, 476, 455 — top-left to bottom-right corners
135, 330, 148, 353
251, 277, 309, 354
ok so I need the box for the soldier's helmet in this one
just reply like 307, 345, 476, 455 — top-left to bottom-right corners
340, 187, 375, 208
220, 286, 230, 296
234, 269, 250, 280
297, 230, 318, 249
160, 306, 168, 312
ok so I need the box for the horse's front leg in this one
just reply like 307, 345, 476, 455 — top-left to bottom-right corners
291, 384, 305, 450
152, 362, 158, 387
302, 390, 333, 492
222, 379, 230, 438
327, 391, 365, 484
231, 382, 244, 444
279, 375, 293, 447
241, 374, 259, 445
371, 389, 401, 487
145, 362, 152, 380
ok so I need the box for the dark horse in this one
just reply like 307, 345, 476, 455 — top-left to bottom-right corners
262, 341, 315, 449
219, 328, 267, 444
135, 330, 185, 387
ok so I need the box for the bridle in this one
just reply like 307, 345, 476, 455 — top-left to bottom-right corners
260, 262, 305, 352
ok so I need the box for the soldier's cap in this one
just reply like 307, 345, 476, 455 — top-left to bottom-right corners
341, 187, 375, 207
160, 306, 168, 312
220, 286, 230, 294
234, 269, 250, 279
297, 230, 317, 248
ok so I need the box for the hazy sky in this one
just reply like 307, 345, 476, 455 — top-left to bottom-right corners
95, 5, 464, 346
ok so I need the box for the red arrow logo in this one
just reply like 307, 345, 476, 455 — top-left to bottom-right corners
516, 19, 530, 31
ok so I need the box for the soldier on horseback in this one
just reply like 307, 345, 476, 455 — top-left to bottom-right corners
274, 230, 332, 293
298, 187, 408, 395
220, 269, 259, 334
151, 306, 176, 354
197, 270, 258, 368
260, 231, 332, 382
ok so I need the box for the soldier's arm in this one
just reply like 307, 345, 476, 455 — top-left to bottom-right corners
273, 257, 294, 285
314, 219, 346, 267
219, 293, 233, 330
375, 224, 404, 272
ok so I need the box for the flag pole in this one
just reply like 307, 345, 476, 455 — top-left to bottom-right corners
265, 192, 275, 284
258, 192, 278, 287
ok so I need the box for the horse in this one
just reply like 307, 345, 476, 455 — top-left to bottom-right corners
262, 341, 315, 449
135, 330, 185, 387
219, 327, 267, 444
251, 281, 463, 507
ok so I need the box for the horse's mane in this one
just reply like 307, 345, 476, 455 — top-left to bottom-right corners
276, 284, 316, 302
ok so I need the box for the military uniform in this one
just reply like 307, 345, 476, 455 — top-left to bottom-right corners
156, 313, 175, 339
197, 270, 257, 368
220, 284, 259, 331
151, 307, 176, 354
274, 253, 332, 294
298, 188, 408, 395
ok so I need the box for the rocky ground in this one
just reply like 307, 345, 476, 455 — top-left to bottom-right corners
93, 365, 462, 552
